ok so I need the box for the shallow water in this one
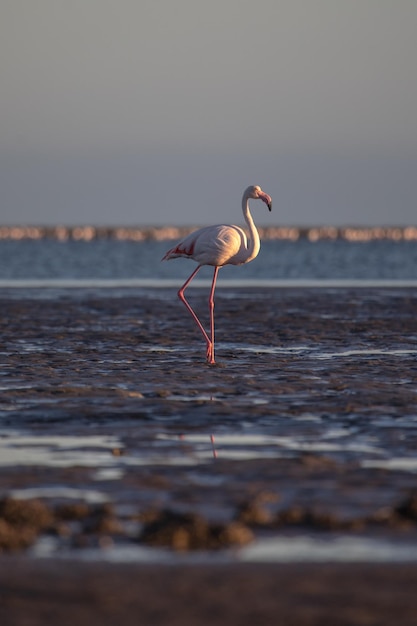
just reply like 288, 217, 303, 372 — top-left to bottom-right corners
1, 237, 417, 281
1, 286, 417, 560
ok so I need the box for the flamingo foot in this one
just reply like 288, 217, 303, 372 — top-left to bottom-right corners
206, 341, 215, 364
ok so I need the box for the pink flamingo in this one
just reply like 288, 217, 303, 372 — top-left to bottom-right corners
162, 185, 272, 364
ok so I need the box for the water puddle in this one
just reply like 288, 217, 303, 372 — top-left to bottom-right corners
315, 348, 417, 360
221, 343, 310, 355
29, 534, 417, 565
362, 458, 417, 472
241, 535, 417, 563
0, 433, 122, 468
160, 431, 384, 462
0, 425, 406, 473
0, 431, 207, 470
9, 486, 110, 503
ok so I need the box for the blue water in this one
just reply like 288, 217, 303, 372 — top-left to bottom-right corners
1, 238, 417, 281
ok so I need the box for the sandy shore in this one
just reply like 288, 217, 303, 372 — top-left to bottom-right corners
2, 560, 417, 626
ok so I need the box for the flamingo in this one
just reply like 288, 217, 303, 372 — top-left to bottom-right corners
162, 185, 272, 364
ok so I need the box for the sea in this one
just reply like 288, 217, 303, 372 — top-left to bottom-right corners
1, 234, 417, 284
1, 231, 417, 563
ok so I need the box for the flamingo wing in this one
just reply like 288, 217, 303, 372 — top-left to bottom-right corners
163, 225, 247, 267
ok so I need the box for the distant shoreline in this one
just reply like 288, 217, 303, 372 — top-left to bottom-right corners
1, 224, 417, 242
1, 278, 417, 290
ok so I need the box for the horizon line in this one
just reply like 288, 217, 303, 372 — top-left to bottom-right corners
1, 224, 417, 243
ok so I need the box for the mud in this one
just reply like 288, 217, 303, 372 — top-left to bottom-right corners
1, 287, 417, 622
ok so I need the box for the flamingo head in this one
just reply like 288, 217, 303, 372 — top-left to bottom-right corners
246, 185, 272, 211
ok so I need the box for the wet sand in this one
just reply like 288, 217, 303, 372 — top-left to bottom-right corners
2, 560, 417, 626
1, 286, 417, 622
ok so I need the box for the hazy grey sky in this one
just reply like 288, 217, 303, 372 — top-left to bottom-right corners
1, 1, 416, 225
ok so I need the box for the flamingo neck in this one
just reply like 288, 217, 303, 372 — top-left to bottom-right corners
242, 194, 260, 263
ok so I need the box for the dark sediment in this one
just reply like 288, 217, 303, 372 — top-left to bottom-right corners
2, 560, 417, 626
1, 286, 417, 623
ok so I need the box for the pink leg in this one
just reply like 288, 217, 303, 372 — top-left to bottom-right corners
178, 265, 213, 361
210, 433, 217, 459
207, 267, 219, 364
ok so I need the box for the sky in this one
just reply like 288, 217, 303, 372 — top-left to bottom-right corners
0, 1, 416, 226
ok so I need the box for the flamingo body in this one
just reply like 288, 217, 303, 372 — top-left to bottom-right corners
163, 224, 249, 267
162, 185, 272, 364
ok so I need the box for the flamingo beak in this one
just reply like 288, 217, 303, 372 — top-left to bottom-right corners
260, 192, 272, 211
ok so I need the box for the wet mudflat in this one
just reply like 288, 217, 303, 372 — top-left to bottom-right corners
1, 286, 417, 624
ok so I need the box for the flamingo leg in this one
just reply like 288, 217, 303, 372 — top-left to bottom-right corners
178, 265, 213, 361
207, 266, 219, 364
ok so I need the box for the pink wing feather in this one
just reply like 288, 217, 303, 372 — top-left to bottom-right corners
162, 225, 247, 266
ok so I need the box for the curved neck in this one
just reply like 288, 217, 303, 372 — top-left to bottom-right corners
242, 193, 260, 263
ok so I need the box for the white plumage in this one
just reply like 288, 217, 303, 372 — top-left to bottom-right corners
162, 185, 272, 364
